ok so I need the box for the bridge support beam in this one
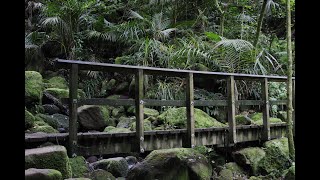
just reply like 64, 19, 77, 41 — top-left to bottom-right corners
135, 69, 145, 153
68, 64, 78, 157
262, 78, 271, 140
227, 75, 237, 144
183, 73, 195, 148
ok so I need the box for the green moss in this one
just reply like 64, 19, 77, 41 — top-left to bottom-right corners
283, 165, 295, 180
30, 125, 59, 133
106, 94, 122, 99
36, 114, 59, 129
25, 168, 63, 180
25, 71, 43, 104
69, 156, 89, 178
249, 176, 263, 180
25, 110, 36, 129
234, 147, 266, 175
92, 157, 128, 177
103, 126, 115, 132
249, 113, 263, 121
157, 107, 227, 129
218, 162, 247, 180
277, 111, 287, 121
144, 108, 159, 118
44, 88, 86, 99
45, 76, 68, 89
106, 128, 131, 133
235, 115, 252, 125
258, 142, 291, 176
264, 138, 289, 158
99, 106, 114, 126
130, 120, 152, 131
88, 169, 116, 180
252, 118, 283, 125
34, 120, 50, 126
25, 145, 72, 179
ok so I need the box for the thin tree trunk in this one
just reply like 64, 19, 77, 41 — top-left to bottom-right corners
286, 0, 295, 161
253, 0, 268, 48
213, 0, 224, 36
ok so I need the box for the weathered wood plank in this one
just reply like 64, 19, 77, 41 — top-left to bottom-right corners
184, 73, 195, 148
68, 64, 79, 157
194, 100, 228, 106
269, 100, 287, 105
261, 78, 271, 140
227, 76, 237, 143
135, 69, 144, 153
236, 100, 263, 106
143, 99, 185, 106
77, 99, 135, 106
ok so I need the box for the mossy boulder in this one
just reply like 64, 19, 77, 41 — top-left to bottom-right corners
26, 110, 36, 130
217, 162, 247, 180
249, 113, 262, 121
25, 145, 72, 179
130, 120, 152, 131
235, 115, 252, 125
69, 156, 89, 178
77, 105, 109, 131
127, 148, 212, 180
44, 88, 85, 100
116, 116, 135, 128
252, 117, 283, 125
30, 125, 59, 133
36, 113, 69, 131
157, 107, 227, 129
144, 108, 159, 118
86, 169, 115, 180
258, 142, 291, 176
283, 165, 295, 180
25, 71, 43, 105
277, 111, 287, 121
91, 157, 129, 177
25, 168, 62, 180
233, 147, 266, 176
42, 104, 61, 115
45, 76, 68, 89
103, 126, 116, 132
106, 128, 131, 133
264, 138, 289, 158
101, 79, 116, 93
249, 176, 263, 180
111, 106, 125, 118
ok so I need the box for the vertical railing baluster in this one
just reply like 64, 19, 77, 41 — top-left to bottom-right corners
262, 78, 270, 140
68, 64, 78, 157
184, 73, 195, 148
135, 69, 144, 153
292, 79, 295, 136
227, 76, 236, 144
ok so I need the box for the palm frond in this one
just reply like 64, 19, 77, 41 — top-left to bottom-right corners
128, 10, 144, 20
213, 38, 253, 52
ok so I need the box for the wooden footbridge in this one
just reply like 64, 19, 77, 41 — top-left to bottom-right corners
25, 59, 295, 157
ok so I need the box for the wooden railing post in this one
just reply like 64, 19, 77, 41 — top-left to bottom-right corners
183, 73, 195, 148
68, 64, 78, 157
261, 78, 270, 140
135, 69, 144, 153
227, 75, 237, 144
292, 79, 295, 136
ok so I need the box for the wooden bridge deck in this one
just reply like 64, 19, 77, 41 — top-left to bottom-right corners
25, 123, 286, 156
24, 59, 294, 157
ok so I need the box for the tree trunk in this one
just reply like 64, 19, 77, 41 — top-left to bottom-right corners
213, 0, 225, 36
253, 0, 268, 48
286, 0, 295, 161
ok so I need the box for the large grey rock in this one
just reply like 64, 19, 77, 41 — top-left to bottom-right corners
42, 104, 61, 115
77, 105, 108, 131
116, 116, 135, 129
127, 148, 212, 180
25, 168, 62, 180
91, 157, 129, 177
25, 145, 72, 179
